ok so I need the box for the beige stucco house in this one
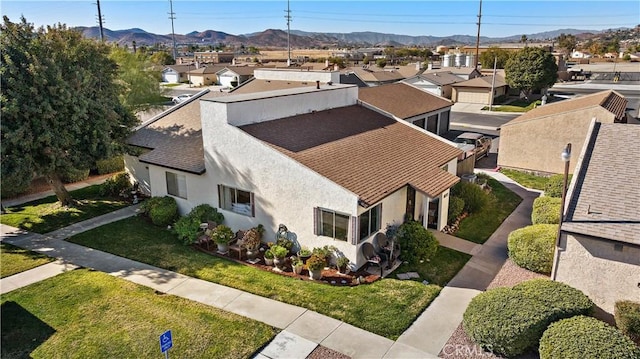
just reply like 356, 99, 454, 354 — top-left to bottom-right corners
187, 65, 224, 86
498, 90, 628, 175
125, 85, 462, 269
552, 122, 640, 314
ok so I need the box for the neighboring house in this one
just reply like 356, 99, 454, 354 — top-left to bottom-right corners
451, 75, 508, 104
498, 90, 628, 175
187, 65, 225, 86
552, 121, 640, 315
424, 67, 482, 81
216, 66, 256, 88
161, 64, 194, 83
230, 68, 340, 94
125, 84, 461, 269
571, 50, 592, 59
193, 51, 234, 64
402, 72, 465, 99
383, 63, 425, 79
342, 67, 405, 86
359, 83, 453, 136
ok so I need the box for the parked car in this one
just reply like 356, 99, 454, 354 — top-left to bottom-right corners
171, 94, 192, 104
454, 132, 492, 160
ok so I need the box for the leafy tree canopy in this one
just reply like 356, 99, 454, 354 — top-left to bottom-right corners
479, 46, 511, 69
556, 33, 577, 56
0, 16, 138, 205
109, 47, 166, 113
149, 50, 175, 66
505, 47, 558, 96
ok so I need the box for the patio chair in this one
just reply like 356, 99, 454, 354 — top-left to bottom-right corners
228, 230, 246, 260
361, 242, 387, 276
197, 221, 217, 251
374, 232, 401, 266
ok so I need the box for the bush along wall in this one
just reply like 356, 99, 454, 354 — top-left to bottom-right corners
615, 300, 640, 344
96, 156, 124, 174
463, 279, 593, 357
539, 315, 640, 359
531, 196, 561, 224
140, 196, 178, 227
507, 224, 557, 274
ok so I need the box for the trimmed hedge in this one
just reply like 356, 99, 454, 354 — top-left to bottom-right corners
451, 181, 490, 213
140, 196, 178, 227
96, 156, 124, 174
463, 279, 593, 357
61, 167, 90, 183
448, 196, 465, 224
396, 220, 438, 265
544, 174, 565, 198
539, 316, 640, 359
615, 300, 640, 343
532, 196, 561, 224
507, 224, 557, 274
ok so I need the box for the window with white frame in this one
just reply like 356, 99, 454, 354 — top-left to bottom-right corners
218, 185, 254, 216
315, 208, 349, 241
359, 204, 381, 240
166, 172, 187, 199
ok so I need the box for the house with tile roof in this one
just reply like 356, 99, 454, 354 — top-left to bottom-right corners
498, 90, 629, 175
450, 75, 508, 104
402, 72, 465, 99
551, 121, 640, 315
359, 83, 454, 136
125, 84, 462, 268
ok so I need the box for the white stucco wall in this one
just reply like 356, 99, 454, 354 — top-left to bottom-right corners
554, 233, 640, 314
254, 69, 340, 84
146, 165, 215, 216
124, 154, 151, 196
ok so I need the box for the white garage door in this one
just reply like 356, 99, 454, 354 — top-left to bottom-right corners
456, 88, 489, 104
219, 73, 236, 87
163, 73, 180, 84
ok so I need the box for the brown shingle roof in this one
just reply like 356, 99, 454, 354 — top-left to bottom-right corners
451, 75, 507, 89
359, 83, 453, 119
217, 66, 256, 76
503, 90, 628, 125
415, 72, 465, 86
188, 65, 225, 74
239, 105, 461, 206
231, 78, 316, 95
344, 67, 405, 83
561, 123, 640, 245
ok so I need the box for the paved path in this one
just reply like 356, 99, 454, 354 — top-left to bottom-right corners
1, 171, 538, 358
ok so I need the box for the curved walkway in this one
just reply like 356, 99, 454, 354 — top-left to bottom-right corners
0, 171, 540, 358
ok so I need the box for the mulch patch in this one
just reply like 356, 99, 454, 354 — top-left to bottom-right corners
193, 244, 379, 286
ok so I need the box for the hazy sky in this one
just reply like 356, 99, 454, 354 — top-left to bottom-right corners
2, 1, 638, 37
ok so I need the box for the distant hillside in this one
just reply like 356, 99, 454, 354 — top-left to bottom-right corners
75, 26, 621, 48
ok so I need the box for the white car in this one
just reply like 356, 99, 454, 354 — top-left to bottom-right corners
171, 94, 192, 104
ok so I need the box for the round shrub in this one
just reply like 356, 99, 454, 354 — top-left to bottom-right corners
95, 156, 124, 174
141, 196, 178, 227
507, 224, 557, 274
544, 174, 565, 198
99, 172, 131, 197
448, 196, 465, 224
173, 215, 201, 245
539, 316, 640, 359
396, 220, 438, 265
532, 196, 561, 224
188, 204, 224, 224
463, 279, 593, 357
61, 167, 90, 183
451, 181, 490, 213
615, 300, 640, 343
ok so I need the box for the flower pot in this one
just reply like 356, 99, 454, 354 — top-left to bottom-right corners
293, 264, 303, 275
273, 257, 286, 270
298, 252, 311, 264
264, 257, 274, 266
309, 268, 323, 280
246, 249, 258, 260
217, 243, 228, 253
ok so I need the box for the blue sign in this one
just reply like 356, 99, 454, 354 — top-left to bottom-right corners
160, 330, 173, 353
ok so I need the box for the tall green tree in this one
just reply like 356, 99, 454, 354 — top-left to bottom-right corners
0, 17, 137, 205
149, 50, 175, 65
109, 47, 166, 113
479, 47, 511, 69
556, 33, 577, 56
505, 47, 558, 98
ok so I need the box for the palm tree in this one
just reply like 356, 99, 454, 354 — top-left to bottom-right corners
520, 35, 528, 47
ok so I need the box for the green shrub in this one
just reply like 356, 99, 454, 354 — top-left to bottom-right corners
544, 174, 565, 197
615, 300, 640, 343
140, 196, 178, 227
448, 196, 465, 224
539, 316, 640, 359
0, 174, 31, 198
188, 204, 224, 224
451, 181, 490, 213
270, 245, 288, 259
99, 172, 131, 197
61, 167, 90, 183
463, 279, 593, 357
306, 254, 326, 271
95, 156, 124, 174
532, 196, 561, 224
396, 220, 438, 265
507, 224, 557, 274
173, 215, 201, 245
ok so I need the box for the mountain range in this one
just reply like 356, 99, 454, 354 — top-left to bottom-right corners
76, 26, 615, 48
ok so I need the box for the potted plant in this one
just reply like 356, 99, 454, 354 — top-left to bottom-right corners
336, 256, 350, 274
271, 245, 288, 270
264, 248, 274, 266
211, 225, 234, 253
306, 253, 325, 280
313, 245, 337, 266
291, 256, 304, 275
242, 226, 263, 259
297, 247, 312, 264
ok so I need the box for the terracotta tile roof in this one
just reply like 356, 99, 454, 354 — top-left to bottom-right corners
359, 83, 453, 119
127, 90, 229, 174
451, 75, 507, 89
239, 105, 461, 206
503, 90, 628, 126
231, 78, 317, 95
561, 123, 640, 245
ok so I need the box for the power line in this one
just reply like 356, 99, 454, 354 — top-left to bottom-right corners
95, 0, 104, 42
285, 0, 292, 66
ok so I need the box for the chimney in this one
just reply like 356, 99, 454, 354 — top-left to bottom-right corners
316, 80, 320, 89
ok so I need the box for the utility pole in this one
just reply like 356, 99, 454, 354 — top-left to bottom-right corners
489, 56, 497, 111
474, 0, 482, 70
96, 0, 105, 42
169, 0, 178, 61
285, 0, 292, 66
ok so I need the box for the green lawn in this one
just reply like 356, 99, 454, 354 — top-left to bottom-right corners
455, 177, 523, 244
68, 216, 442, 340
1, 243, 54, 278
0, 185, 129, 234
1, 269, 275, 359
500, 168, 549, 190
483, 99, 541, 112
390, 246, 471, 286
161, 83, 182, 88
